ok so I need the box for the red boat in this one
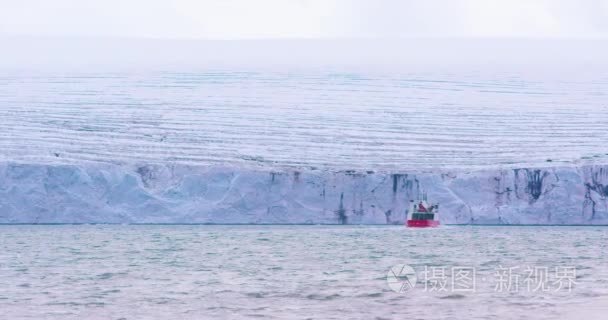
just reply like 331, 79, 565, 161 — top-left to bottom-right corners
406, 194, 440, 228
407, 219, 440, 228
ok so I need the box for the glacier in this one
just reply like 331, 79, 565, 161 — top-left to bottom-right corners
1, 162, 607, 224
2, 38, 608, 224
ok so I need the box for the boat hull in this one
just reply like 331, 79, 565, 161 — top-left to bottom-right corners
406, 219, 440, 228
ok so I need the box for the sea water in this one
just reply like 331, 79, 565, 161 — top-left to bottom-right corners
0, 225, 606, 319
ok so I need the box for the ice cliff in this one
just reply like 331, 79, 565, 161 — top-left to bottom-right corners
3, 40, 608, 225
1, 162, 607, 224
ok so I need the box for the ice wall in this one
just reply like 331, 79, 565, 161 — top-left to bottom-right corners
1, 162, 607, 224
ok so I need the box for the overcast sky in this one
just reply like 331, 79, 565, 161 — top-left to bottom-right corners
1, 0, 608, 39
